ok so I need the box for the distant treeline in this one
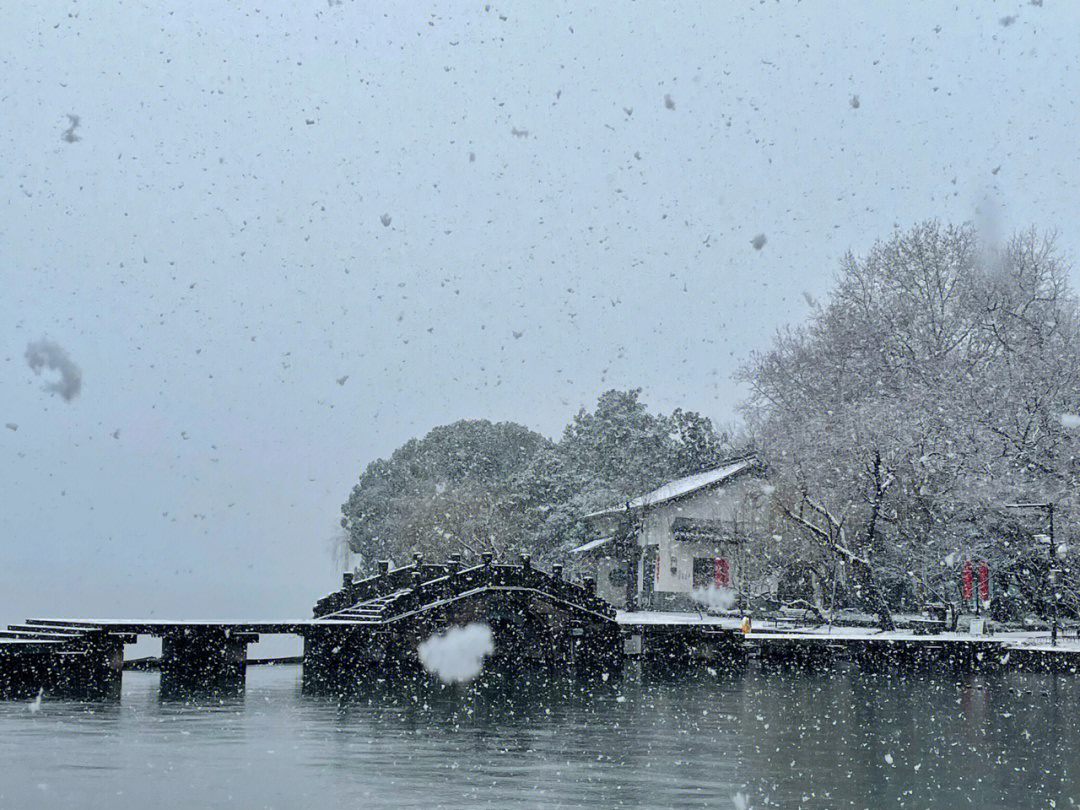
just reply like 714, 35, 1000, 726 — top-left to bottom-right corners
340, 389, 741, 570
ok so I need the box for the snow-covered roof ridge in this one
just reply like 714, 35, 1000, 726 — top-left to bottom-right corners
569, 535, 615, 554
585, 455, 759, 520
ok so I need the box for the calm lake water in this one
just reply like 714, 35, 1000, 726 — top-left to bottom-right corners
1, 663, 1077, 809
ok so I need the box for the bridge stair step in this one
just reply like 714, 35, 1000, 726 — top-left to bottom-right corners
320, 588, 413, 622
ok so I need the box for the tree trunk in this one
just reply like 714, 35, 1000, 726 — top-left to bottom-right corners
848, 555, 895, 631
859, 451, 896, 631
624, 541, 640, 612
777, 482, 896, 631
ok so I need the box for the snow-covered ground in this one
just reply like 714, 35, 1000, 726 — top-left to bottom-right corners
617, 610, 744, 628
617, 610, 1080, 653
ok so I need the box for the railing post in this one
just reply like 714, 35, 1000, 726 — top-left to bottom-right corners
584, 576, 596, 596
552, 563, 564, 580
520, 553, 531, 570
448, 553, 461, 574
413, 552, 423, 566
342, 572, 353, 588
482, 552, 493, 566
377, 560, 390, 576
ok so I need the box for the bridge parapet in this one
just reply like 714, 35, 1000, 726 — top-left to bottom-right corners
302, 555, 623, 693
387, 562, 615, 621
318, 555, 615, 624
313, 553, 453, 617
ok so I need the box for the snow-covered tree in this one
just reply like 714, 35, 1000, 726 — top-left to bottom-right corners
740, 222, 1080, 625
340, 390, 738, 572
340, 420, 552, 569
516, 389, 739, 558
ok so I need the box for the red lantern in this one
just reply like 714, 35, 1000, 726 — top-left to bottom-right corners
978, 561, 990, 601
961, 560, 973, 601
714, 557, 730, 588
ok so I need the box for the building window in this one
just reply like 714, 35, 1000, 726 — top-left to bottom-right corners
693, 557, 731, 588
672, 517, 736, 543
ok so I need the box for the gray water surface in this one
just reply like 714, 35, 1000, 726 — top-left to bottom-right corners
0, 664, 1076, 809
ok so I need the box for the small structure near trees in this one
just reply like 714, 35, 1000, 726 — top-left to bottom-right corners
574, 456, 770, 610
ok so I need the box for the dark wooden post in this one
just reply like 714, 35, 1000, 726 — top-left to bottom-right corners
377, 560, 390, 575
448, 553, 462, 573
482, 552, 493, 566
584, 577, 597, 595
342, 572, 353, 588
624, 538, 641, 612
520, 553, 532, 570
1049, 503, 1059, 646
552, 563, 564, 580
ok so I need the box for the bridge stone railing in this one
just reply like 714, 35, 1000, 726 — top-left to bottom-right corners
313, 553, 450, 618
353, 554, 615, 623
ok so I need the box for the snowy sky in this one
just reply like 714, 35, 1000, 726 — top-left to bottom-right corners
2, 1, 1079, 629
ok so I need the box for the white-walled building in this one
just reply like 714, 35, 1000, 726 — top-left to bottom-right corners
573, 457, 767, 610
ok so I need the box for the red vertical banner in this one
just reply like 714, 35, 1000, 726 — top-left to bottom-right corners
962, 560, 973, 601
978, 561, 990, 601
655, 551, 661, 584
714, 557, 730, 588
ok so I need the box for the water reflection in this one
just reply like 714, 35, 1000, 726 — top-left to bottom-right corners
0, 664, 1077, 809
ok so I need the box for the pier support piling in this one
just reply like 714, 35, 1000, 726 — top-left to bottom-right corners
0, 634, 125, 701
160, 628, 256, 698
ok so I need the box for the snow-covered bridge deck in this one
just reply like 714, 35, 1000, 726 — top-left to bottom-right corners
16, 618, 357, 635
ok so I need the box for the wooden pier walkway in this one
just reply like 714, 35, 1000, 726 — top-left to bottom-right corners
3, 559, 1079, 700
616, 610, 1080, 673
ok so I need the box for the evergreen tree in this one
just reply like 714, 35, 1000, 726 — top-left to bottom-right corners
340, 391, 735, 571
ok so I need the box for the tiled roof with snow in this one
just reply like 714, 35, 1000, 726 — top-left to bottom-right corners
585, 457, 757, 520
569, 536, 615, 554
